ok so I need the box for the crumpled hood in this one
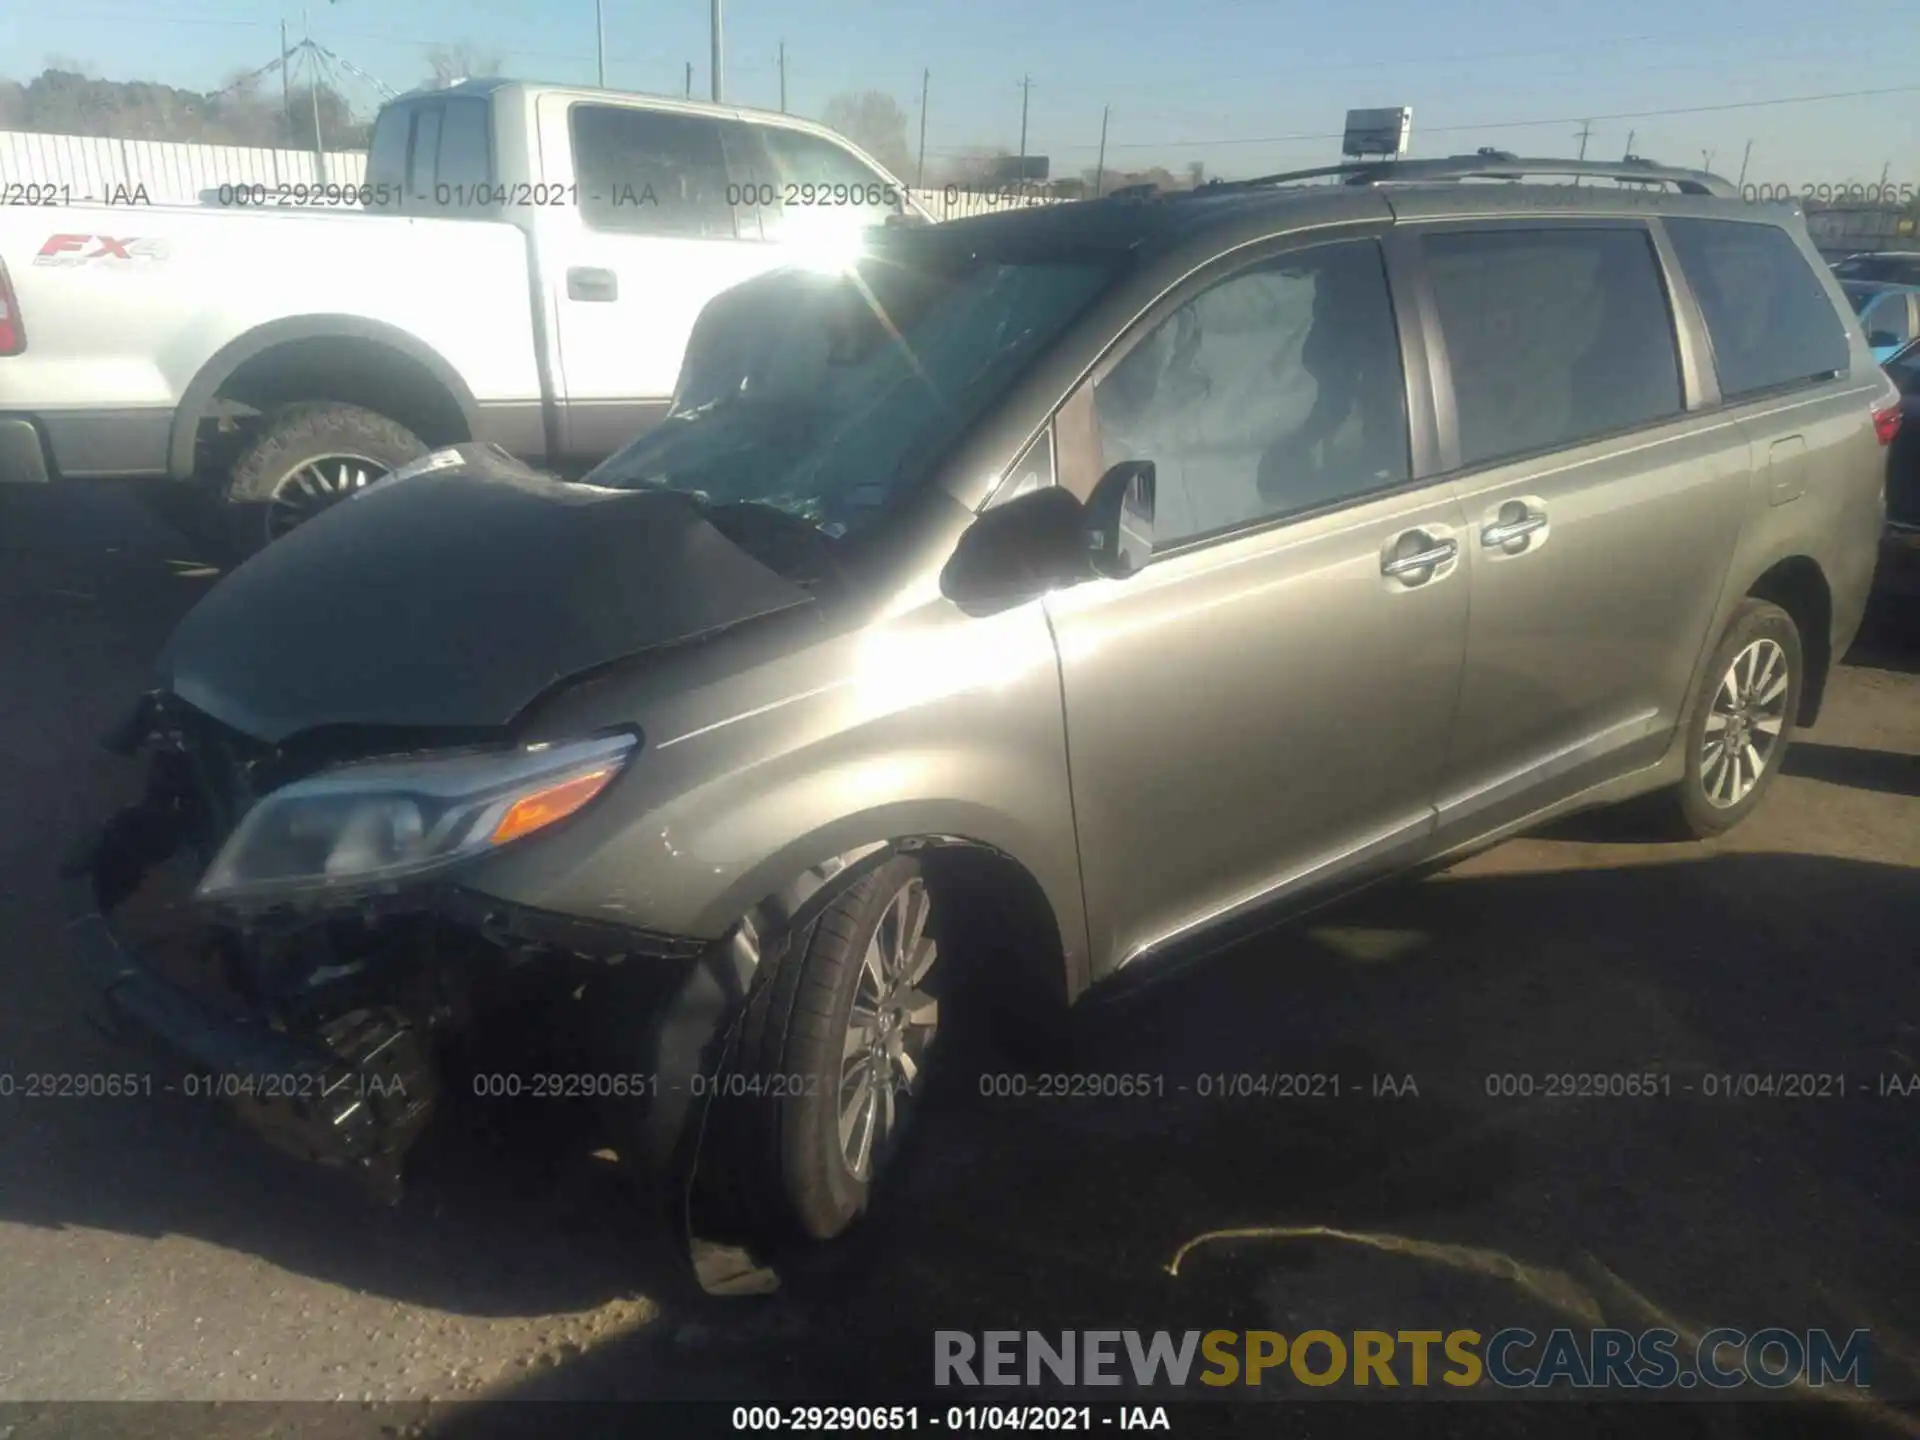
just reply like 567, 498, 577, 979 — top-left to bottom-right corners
157, 444, 813, 743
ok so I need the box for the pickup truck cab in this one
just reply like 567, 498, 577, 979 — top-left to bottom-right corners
0, 79, 926, 552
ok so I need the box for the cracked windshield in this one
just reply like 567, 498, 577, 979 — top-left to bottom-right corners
0, 0, 1914, 1435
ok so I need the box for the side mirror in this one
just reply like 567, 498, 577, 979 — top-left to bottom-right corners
939, 462, 1157, 615
1870, 330, 1901, 349
940, 487, 1088, 614
1084, 460, 1156, 579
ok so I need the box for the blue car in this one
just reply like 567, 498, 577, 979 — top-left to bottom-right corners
1842, 280, 1920, 362
1884, 336, 1920, 532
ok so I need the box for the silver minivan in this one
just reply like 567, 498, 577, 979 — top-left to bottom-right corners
68, 155, 1898, 1264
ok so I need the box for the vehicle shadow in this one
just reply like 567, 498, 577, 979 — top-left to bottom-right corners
1782, 742, 1920, 797
399, 847, 1918, 1437
4, 851, 1915, 1392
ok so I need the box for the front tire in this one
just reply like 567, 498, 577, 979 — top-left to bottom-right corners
1667, 598, 1803, 837
700, 857, 946, 1247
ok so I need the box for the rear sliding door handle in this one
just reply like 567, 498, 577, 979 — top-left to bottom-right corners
1481, 512, 1548, 547
567, 267, 619, 302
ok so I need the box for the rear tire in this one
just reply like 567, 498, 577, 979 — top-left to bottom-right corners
217, 401, 427, 559
697, 856, 948, 1248
1665, 598, 1803, 838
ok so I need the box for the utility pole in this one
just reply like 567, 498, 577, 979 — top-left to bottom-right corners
1094, 104, 1109, 198
279, 19, 293, 140
685, 61, 692, 98
1016, 74, 1032, 178
916, 69, 929, 189
1701, 149, 1715, 173
595, 0, 606, 86
304, 9, 325, 183
710, 0, 724, 103
1737, 139, 1754, 188
1574, 119, 1592, 159
778, 42, 786, 113
1623, 129, 1636, 160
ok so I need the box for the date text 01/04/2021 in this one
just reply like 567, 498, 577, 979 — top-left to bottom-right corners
0, 1070, 406, 1100
730, 1405, 1173, 1431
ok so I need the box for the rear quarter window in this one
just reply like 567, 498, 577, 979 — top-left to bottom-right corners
1665, 218, 1851, 399
1422, 226, 1684, 469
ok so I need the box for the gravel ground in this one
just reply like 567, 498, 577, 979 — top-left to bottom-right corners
0, 483, 1915, 1438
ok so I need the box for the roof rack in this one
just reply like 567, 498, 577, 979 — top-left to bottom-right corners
1195, 149, 1738, 199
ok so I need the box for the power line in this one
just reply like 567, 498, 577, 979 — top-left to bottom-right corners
936, 83, 1920, 157
1037, 13, 1900, 96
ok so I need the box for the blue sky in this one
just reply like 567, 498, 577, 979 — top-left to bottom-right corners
8, 0, 1919, 183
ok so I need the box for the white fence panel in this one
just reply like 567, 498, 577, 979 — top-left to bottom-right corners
0, 132, 1061, 220
0, 131, 367, 206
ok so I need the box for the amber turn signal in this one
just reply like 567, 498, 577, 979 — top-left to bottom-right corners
489, 766, 617, 846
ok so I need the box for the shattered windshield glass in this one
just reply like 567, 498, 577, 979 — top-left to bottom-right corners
583, 243, 1119, 542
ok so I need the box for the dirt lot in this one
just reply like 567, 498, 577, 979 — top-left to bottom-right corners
0, 483, 1915, 1437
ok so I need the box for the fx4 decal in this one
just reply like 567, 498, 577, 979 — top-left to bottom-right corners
33, 234, 171, 267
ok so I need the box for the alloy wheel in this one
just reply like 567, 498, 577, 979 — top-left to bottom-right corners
264, 454, 390, 541
1699, 637, 1791, 809
837, 878, 940, 1183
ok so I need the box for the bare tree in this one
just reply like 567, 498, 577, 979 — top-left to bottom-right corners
820, 91, 913, 179
0, 62, 363, 145
422, 44, 502, 90
212, 67, 284, 146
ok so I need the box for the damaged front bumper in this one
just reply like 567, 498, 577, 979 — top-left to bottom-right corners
60, 704, 736, 1208
63, 799, 443, 1202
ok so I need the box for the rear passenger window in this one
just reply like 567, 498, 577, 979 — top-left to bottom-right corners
1664, 218, 1850, 399
570, 105, 735, 239
1423, 227, 1683, 469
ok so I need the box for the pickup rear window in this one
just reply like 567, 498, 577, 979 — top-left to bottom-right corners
366, 97, 494, 215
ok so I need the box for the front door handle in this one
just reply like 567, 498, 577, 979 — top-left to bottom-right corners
567, 266, 619, 302
1381, 537, 1458, 577
1481, 512, 1548, 547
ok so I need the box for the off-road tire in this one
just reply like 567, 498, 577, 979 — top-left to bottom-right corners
217, 401, 426, 559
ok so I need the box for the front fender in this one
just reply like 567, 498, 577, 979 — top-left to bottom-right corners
466, 596, 1092, 1001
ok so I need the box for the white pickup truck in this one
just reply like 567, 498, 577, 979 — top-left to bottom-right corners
0, 78, 927, 551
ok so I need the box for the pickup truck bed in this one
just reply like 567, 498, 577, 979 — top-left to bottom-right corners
0, 202, 546, 484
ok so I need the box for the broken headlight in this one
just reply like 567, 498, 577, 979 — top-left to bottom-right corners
194, 733, 637, 907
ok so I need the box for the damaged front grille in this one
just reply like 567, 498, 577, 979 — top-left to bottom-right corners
144, 694, 316, 860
